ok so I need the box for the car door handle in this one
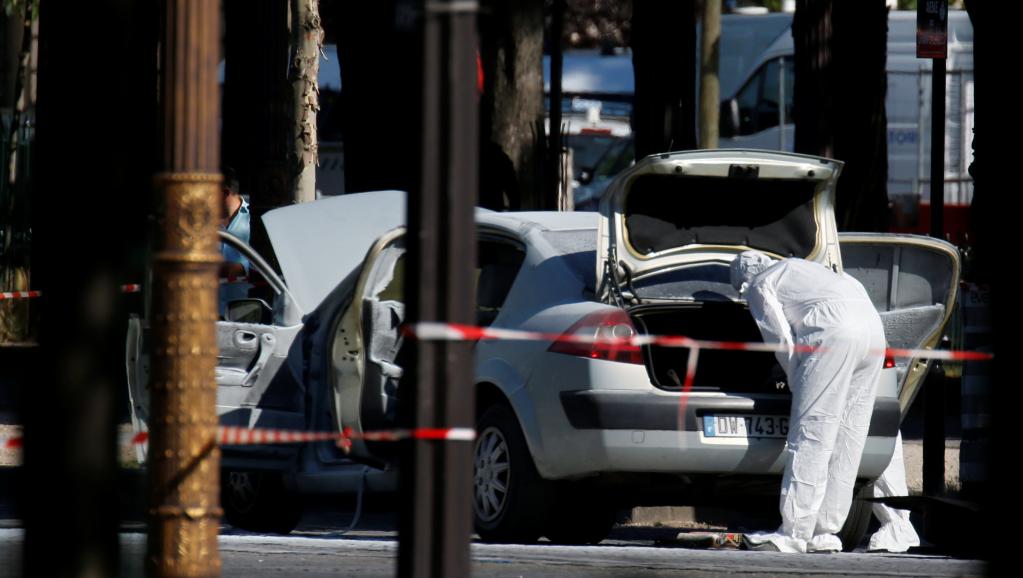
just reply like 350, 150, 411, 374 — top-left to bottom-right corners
242, 333, 276, 387
233, 330, 259, 351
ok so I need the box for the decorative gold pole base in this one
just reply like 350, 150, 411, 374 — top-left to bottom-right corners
147, 173, 223, 578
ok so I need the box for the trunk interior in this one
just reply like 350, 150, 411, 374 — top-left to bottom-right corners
630, 302, 790, 395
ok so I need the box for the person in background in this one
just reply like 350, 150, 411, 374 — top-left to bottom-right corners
219, 166, 251, 316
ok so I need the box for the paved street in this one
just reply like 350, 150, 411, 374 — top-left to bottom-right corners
0, 469, 988, 577
0, 527, 987, 577
0, 505, 988, 578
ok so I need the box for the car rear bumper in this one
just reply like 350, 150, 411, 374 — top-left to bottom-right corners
559, 389, 900, 438
538, 389, 899, 480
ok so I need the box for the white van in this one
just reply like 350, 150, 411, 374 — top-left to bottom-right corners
718, 10, 974, 242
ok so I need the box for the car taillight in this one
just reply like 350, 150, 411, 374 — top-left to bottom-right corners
548, 310, 644, 364
884, 354, 895, 369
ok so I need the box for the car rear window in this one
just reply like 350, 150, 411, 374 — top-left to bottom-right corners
539, 229, 598, 293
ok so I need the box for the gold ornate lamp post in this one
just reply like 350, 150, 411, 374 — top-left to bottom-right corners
147, 1, 223, 576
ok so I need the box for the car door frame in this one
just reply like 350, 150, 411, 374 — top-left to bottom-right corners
125, 231, 305, 463
838, 232, 961, 417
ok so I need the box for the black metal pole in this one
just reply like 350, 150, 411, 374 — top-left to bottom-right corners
923, 363, 946, 497
548, 0, 564, 210
398, 0, 478, 576
923, 56, 947, 498
931, 58, 946, 239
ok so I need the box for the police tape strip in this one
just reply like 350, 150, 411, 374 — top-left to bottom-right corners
0, 277, 255, 301
5, 283, 990, 363
405, 322, 995, 362
0, 290, 40, 301
0, 425, 476, 451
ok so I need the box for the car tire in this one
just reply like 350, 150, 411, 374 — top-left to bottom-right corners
838, 483, 875, 552
543, 485, 617, 545
221, 470, 303, 534
473, 404, 551, 543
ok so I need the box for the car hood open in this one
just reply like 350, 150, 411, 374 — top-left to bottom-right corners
262, 190, 406, 314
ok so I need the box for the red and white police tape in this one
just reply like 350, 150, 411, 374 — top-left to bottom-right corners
0, 290, 40, 301
0, 277, 254, 301
1, 280, 996, 364
403, 322, 995, 363
0, 320, 991, 454
0, 424, 476, 452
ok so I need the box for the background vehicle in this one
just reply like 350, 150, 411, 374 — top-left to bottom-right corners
717, 10, 974, 243
543, 12, 794, 208
544, 11, 974, 244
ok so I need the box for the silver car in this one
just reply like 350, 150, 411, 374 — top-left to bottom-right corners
127, 151, 959, 548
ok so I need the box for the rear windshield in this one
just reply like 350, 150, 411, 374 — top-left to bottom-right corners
624, 174, 818, 258
539, 229, 598, 293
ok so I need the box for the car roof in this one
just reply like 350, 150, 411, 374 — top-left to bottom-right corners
262, 192, 598, 313
476, 210, 598, 233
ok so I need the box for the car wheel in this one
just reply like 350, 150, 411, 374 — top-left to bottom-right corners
838, 483, 874, 552
543, 485, 617, 545
473, 405, 551, 543
221, 470, 303, 534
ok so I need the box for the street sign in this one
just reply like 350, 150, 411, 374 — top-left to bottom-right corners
917, 0, 948, 59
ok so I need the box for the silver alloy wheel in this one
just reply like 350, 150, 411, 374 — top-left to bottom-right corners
474, 425, 511, 523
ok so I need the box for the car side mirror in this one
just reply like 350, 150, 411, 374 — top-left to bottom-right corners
226, 298, 273, 324
719, 98, 739, 138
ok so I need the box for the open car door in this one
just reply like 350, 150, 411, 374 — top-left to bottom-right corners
327, 228, 407, 462
839, 233, 961, 417
125, 231, 305, 464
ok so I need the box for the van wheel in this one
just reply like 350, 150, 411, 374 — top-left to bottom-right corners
221, 470, 303, 534
473, 405, 551, 543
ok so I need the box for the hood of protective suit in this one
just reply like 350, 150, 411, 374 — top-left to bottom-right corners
730, 250, 778, 294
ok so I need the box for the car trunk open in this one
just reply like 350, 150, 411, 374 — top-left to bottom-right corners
630, 301, 787, 395
596, 150, 843, 295
624, 174, 818, 259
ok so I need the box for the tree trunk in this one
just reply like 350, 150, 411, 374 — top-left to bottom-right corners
793, 0, 833, 157
289, 0, 322, 203
0, 5, 33, 344
25, 0, 157, 574
478, 0, 545, 210
631, 0, 698, 160
963, 0, 988, 282
223, 0, 291, 267
794, 0, 889, 232
333, 1, 422, 195
4, 7, 31, 187
548, 0, 567, 211
700, 0, 721, 149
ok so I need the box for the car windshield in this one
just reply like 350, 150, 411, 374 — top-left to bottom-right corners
566, 133, 621, 176
592, 137, 634, 180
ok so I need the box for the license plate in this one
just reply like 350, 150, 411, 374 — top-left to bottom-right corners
703, 415, 789, 438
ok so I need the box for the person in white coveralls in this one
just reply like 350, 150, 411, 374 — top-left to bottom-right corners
729, 250, 919, 553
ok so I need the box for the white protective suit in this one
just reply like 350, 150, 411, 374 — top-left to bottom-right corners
868, 432, 921, 552
730, 251, 887, 553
